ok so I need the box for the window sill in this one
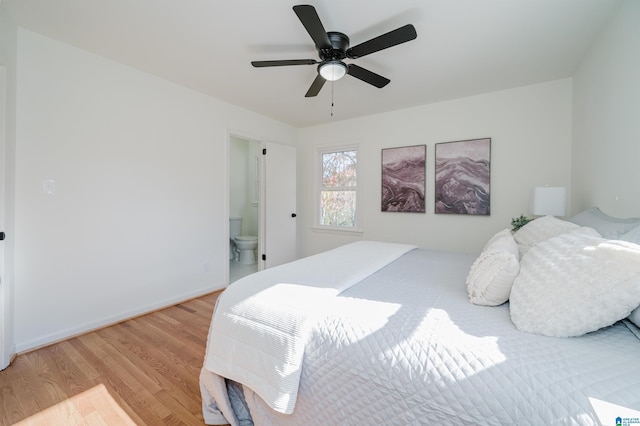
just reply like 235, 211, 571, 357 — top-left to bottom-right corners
311, 226, 364, 236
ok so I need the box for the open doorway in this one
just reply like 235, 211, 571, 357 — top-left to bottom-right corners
226, 133, 297, 285
228, 135, 263, 283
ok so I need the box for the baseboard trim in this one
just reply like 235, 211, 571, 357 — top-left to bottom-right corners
15, 284, 226, 354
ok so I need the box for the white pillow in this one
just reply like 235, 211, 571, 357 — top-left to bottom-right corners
510, 230, 640, 337
466, 229, 520, 306
618, 226, 640, 327
629, 306, 640, 328
513, 216, 584, 257
621, 224, 640, 245
569, 207, 640, 239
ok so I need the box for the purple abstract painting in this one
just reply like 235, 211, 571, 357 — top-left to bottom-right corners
435, 138, 490, 215
381, 145, 426, 213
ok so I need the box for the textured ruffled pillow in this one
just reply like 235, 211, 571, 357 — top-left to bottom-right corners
466, 229, 520, 306
510, 230, 640, 337
513, 216, 582, 257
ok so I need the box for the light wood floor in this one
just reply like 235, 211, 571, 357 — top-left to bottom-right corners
0, 291, 223, 426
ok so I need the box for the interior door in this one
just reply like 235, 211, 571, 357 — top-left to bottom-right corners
0, 67, 8, 370
264, 142, 297, 268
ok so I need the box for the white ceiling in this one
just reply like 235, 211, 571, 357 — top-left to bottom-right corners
3, 0, 622, 127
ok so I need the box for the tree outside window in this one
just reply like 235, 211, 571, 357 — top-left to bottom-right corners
321, 149, 357, 228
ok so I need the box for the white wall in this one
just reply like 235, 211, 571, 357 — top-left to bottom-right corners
230, 137, 250, 222
297, 79, 573, 256
229, 136, 259, 237
14, 29, 296, 351
572, 0, 640, 217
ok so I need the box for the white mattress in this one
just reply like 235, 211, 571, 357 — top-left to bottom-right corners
201, 248, 640, 425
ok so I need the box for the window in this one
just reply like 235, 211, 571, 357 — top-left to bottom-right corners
317, 146, 358, 229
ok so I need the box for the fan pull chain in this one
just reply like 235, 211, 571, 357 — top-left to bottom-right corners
331, 80, 335, 117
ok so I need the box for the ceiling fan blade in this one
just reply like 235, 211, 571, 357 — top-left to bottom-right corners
347, 64, 390, 88
305, 74, 326, 97
293, 5, 332, 50
251, 59, 317, 67
347, 24, 417, 59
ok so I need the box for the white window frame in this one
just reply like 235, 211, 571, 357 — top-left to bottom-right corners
313, 144, 362, 234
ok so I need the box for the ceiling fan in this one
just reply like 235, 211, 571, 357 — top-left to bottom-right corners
251, 4, 417, 97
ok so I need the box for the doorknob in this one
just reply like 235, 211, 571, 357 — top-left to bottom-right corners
291, 213, 297, 218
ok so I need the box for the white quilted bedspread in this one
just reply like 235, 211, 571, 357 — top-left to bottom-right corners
204, 241, 416, 414
202, 249, 640, 426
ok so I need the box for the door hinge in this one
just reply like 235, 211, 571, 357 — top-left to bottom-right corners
262, 148, 267, 155
262, 254, 266, 261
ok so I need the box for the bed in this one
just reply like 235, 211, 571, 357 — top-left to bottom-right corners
200, 209, 640, 426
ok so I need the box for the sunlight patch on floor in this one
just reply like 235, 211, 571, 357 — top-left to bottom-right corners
15, 384, 136, 425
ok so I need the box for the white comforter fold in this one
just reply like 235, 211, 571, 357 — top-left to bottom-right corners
203, 241, 416, 414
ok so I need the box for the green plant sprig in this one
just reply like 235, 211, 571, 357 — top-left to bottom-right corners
511, 215, 533, 232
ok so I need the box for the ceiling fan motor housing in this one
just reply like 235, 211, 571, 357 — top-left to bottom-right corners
320, 31, 350, 62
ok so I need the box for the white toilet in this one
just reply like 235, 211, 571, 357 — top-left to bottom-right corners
229, 216, 242, 261
229, 216, 258, 265
233, 235, 258, 265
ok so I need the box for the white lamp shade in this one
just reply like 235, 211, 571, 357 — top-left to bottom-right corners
319, 61, 347, 81
530, 187, 567, 216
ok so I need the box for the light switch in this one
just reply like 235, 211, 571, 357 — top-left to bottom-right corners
42, 179, 56, 196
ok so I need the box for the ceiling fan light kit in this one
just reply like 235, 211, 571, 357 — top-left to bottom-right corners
319, 61, 347, 81
251, 4, 417, 98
